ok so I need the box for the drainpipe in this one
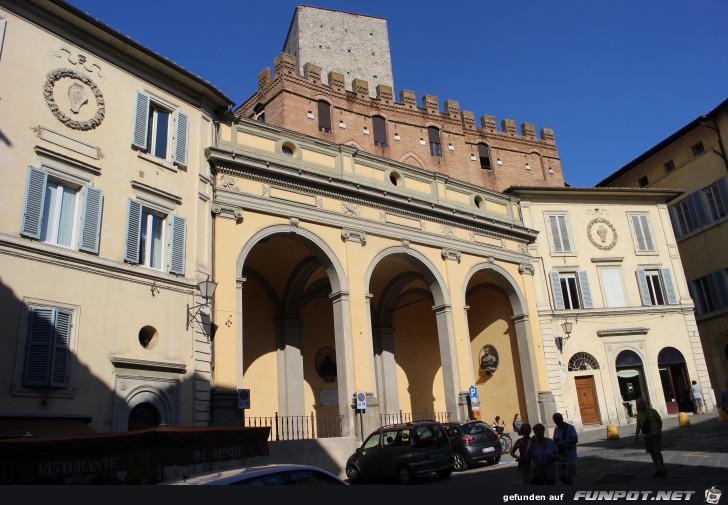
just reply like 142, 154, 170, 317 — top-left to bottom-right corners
699, 114, 728, 172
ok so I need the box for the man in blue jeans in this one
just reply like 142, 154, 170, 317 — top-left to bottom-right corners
552, 412, 578, 484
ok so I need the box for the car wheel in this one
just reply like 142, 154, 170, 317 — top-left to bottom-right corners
397, 466, 413, 485
346, 465, 360, 484
452, 452, 468, 472
436, 469, 452, 479
487, 455, 501, 465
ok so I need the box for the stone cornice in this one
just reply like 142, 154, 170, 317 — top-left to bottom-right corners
597, 327, 649, 337
110, 356, 187, 374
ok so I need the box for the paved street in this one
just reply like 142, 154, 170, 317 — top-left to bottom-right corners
430, 413, 727, 488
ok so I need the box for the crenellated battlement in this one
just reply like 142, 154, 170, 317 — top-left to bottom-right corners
250, 53, 556, 145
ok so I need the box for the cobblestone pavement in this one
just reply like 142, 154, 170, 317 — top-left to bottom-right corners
431, 413, 728, 488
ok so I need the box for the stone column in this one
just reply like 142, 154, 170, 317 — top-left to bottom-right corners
330, 290, 357, 437
433, 304, 460, 418
513, 313, 543, 425
276, 318, 304, 417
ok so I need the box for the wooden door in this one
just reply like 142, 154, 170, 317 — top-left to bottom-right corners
575, 376, 600, 424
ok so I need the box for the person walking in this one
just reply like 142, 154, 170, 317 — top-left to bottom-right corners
512, 413, 523, 435
552, 412, 578, 484
526, 423, 558, 485
509, 423, 532, 484
690, 380, 705, 414
635, 397, 666, 477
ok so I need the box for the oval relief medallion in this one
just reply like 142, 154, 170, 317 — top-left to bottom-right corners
43, 68, 105, 130
587, 218, 618, 250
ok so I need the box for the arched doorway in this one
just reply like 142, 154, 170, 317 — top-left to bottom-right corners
568, 352, 601, 424
615, 349, 649, 418
658, 347, 691, 414
128, 402, 161, 430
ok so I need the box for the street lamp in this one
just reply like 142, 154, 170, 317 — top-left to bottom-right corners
561, 320, 573, 340
187, 277, 218, 332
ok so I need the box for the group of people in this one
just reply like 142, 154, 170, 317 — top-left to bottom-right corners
509, 412, 578, 485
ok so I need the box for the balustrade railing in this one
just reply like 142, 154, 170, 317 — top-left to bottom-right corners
379, 410, 451, 426
245, 412, 344, 441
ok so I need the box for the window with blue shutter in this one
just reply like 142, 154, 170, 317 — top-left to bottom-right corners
169, 214, 186, 275
132, 91, 150, 150
173, 110, 189, 167
636, 269, 653, 306
660, 268, 678, 305
550, 271, 565, 310
79, 187, 103, 254
630, 214, 655, 252
124, 199, 142, 263
23, 306, 71, 388
548, 214, 572, 253
577, 270, 593, 309
20, 166, 48, 239
686, 191, 708, 228
668, 206, 684, 239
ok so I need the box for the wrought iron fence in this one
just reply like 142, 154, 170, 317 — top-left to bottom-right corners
380, 409, 451, 426
244, 412, 344, 441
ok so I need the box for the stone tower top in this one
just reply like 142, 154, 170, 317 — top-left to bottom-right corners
282, 5, 393, 97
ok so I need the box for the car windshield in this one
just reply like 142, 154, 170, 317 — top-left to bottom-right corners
362, 433, 380, 449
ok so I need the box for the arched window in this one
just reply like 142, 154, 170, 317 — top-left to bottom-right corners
477, 143, 491, 169
128, 402, 161, 431
568, 352, 599, 371
428, 126, 442, 157
373, 115, 387, 147
317, 100, 332, 133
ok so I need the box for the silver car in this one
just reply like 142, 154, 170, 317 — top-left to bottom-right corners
161, 464, 348, 485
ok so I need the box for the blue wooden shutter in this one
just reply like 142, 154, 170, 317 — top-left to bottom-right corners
550, 271, 565, 310
636, 269, 652, 306
23, 307, 55, 386
173, 110, 189, 167
668, 206, 684, 239
716, 178, 728, 215
79, 187, 103, 254
686, 191, 708, 227
20, 167, 48, 239
50, 310, 71, 387
660, 268, 678, 305
124, 199, 142, 263
577, 270, 593, 309
132, 91, 150, 150
631, 214, 654, 251
169, 214, 186, 275
708, 271, 728, 310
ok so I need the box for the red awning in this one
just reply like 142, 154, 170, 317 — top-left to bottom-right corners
0, 417, 95, 439
0, 425, 270, 483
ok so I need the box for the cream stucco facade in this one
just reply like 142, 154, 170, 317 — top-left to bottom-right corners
0, 0, 230, 444
509, 186, 714, 428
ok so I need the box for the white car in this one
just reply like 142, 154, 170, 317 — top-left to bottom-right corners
161, 464, 349, 486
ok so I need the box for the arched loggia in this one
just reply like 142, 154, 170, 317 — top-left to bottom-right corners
364, 246, 460, 419
235, 224, 354, 436
462, 262, 542, 425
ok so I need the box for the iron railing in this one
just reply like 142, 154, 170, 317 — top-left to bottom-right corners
245, 412, 344, 441
380, 410, 451, 426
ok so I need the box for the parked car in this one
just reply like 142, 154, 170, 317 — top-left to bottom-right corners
345, 420, 453, 484
442, 420, 502, 471
160, 464, 348, 485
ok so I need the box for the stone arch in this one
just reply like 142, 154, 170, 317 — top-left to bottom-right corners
344, 140, 364, 150
399, 152, 427, 169
462, 261, 542, 424
364, 245, 457, 416
568, 352, 600, 371
113, 378, 178, 432
235, 224, 354, 435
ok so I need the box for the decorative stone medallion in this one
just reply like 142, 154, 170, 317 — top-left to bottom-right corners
43, 68, 105, 130
587, 217, 618, 250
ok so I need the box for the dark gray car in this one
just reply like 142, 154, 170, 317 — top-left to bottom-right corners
345, 421, 453, 484
442, 420, 502, 471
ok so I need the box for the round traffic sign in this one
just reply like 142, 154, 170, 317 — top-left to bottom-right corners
357, 392, 366, 402
239, 390, 250, 401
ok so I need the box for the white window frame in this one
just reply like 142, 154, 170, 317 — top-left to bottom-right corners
132, 91, 189, 170
20, 163, 103, 254
550, 270, 593, 310
13, 298, 79, 398
139, 206, 166, 270
628, 212, 657, 254
40, 178, 81, 249
545, 213, 575, 255
148, 102, 173, 161
560, 273, 582, 309
704, 182, 727, 222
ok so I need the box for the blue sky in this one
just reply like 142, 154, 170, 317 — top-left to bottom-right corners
66, 0, 728, 187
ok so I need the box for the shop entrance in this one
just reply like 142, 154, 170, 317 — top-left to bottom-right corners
657, 347, 691, 414
615, 350, 648, 418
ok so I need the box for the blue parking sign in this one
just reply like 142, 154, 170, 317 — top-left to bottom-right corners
469, 386, 478, 399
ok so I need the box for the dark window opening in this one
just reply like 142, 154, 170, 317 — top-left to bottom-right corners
638, 176, 649, 187
317, 100, 332, 134
428, 126, 442, 157
692, 142, 705, 156
663, 160, 675, 173
478, 143, 491, 169
373, 115, 387, 147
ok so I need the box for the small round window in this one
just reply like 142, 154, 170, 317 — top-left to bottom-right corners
281, 142, 296, 157
389, 171, 402, 186
474, 195, 486, 209
138, 326, 159, 350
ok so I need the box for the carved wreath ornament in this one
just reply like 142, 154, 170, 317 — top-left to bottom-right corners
587, 218, 618, 250
43, 68, 105, 130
